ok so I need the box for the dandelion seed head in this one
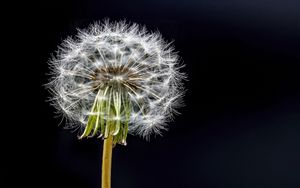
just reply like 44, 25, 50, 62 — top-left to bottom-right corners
47, 20, 185, 141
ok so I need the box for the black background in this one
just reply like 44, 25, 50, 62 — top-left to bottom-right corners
11, 0, 300, 187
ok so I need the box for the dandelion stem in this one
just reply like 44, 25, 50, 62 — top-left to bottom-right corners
102, 134, 113, 188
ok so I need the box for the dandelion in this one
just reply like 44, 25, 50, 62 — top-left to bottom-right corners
46, 20, 185, 188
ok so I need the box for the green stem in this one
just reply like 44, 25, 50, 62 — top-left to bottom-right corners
102, 135, 113, 188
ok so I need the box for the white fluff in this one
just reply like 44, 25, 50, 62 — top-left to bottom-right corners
47, 20, 185, 139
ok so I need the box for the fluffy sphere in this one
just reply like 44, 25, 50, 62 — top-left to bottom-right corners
47, 21, 185, 140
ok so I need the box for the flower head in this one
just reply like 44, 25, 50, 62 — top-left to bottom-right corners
47, 20, 185, 144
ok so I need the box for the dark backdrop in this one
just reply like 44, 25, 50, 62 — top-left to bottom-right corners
13, 0, 300, 187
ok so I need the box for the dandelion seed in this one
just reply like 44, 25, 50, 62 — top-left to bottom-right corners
47, 20, 185, 143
